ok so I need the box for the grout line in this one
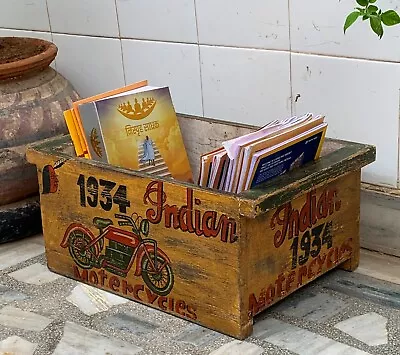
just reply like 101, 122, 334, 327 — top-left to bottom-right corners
397, 89, 400, 188
114, 0, 126, 85
287, 0, 294, 116
193, 0, 205, 117
0, 27, 398, 65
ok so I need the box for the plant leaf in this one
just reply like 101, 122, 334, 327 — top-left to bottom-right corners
356, 0, 369, 6
362, 14, 369, 21
367, 5, 378, 14
370, 16, 384, 38
369, 0, 377, 3
344, 11, 361, 33
381, 10, 400, 26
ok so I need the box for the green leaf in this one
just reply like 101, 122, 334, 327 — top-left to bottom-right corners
362, 14, 369, 21
381, 10, 400, 26
356, 0, 369, 6
344, 11, 361, 33
369, 0, 377, 3
367, 5, 378, 14
370, 16, 384, 38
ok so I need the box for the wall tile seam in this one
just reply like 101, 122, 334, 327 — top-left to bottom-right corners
1, 26, 398, 65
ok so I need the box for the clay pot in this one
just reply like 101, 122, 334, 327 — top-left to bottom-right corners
0, 37, 80, 242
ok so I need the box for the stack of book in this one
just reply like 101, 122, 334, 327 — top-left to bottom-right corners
198, 114, 327, 193
63, 80, 193, 183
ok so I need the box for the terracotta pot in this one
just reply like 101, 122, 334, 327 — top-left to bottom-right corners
0, 37, 80, 242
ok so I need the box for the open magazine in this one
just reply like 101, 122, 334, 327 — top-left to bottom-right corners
198, 114, 327, 193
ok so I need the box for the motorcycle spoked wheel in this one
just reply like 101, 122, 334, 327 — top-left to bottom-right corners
68, 229, 96, 269
141, 252, 174, 296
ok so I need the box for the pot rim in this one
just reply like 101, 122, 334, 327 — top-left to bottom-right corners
0, 37, 58, 80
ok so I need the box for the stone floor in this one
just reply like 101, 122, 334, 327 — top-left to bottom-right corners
0, 234, 399, 355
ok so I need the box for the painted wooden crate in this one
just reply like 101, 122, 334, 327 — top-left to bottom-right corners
26, 114, 375, 339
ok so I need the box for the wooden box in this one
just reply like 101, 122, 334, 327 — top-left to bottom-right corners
26, 114, 375, 339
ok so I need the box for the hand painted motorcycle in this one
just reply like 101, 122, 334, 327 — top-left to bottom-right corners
60, 213, 174, 296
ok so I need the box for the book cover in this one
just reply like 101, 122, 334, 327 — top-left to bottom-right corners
82, 86, 193, 183
245, 125, 327, 191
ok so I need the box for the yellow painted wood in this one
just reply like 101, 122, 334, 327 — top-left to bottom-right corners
243, 172, 360, 325
26, 114, 375, 339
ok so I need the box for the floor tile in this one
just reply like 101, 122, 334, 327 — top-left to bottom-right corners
0, 335, 37, 355
209, 339, 264, 355
66, 283, 128, 316
53, 322, 142, 355
9, 263, 60, 285
334, 312, 388, 346
253, 317, 370, 354
0, 306, 52, 331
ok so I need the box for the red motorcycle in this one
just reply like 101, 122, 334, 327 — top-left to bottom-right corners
60, 213, 174, 296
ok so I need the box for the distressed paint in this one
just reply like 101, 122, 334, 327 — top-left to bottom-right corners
26, 114, 375, 339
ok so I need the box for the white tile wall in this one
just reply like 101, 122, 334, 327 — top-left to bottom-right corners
0, 28, 52, 41
290, 0, 400, 62
291, 53, 400, 187
47, 0, 119, 37
122, 39, 202, 116
200, 46, 292, 126
53, 34, 125, 98
0, 0, 50, 31
116, 0, 197, 43
196, 0, 290, 50
0, 1, 399, 187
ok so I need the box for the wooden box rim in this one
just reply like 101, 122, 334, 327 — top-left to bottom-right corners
26, 113, 376, 218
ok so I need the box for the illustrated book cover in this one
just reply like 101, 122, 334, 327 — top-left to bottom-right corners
77, 85, 193, 183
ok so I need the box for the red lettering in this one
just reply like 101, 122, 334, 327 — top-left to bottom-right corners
165, 205, 179, 228
143, 181, 165, 224
286, 271, 296, 292
308, 259, 317, 279
158, 296, 168, 310
109, 276, 120, 292
297, 265, 307, 287
145, 288, 158, 304
271, 203, 292, 247
99, 269, 107, 286
89, 270, 98, 285
122, 280, 134, 295
275, 273, 286, 297
73, 266, 88, 282
175, 300, 186, 316
186, 305, 197, 320
133, 284, 144, 301
316, 254, 327, 274
168, 297, 174, 312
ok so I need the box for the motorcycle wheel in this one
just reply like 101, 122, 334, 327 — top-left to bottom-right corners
141, 253, 174, 296
68, 229, 96, 269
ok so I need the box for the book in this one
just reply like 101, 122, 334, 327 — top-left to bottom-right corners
65, 83, 193, 183
199, 114, 327, 193
244, 123, 327, 190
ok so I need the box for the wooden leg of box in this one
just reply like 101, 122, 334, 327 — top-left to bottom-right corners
339, 170, 361, 272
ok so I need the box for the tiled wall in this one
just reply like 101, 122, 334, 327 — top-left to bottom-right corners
1, 0, 399, 187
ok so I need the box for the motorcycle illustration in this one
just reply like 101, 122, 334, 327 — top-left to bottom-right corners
60, 213, 174, 296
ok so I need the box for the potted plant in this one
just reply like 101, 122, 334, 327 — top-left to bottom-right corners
0, 37, 80, 243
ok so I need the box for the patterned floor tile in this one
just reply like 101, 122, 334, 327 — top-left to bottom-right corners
334, 312, 388, 346
174, 323, 221, 347
0, 306, 52, 331
66, 283, 128, 316
0, 235, 44, 270
253, 317, 371, 355
53, 322, 143, 355
0, 284, 28, 304
105, 311, 159, 335
0, 335, 37, 354
209, 340, 264, 355
275, 292, 346, 322
9, 263, 61, 285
